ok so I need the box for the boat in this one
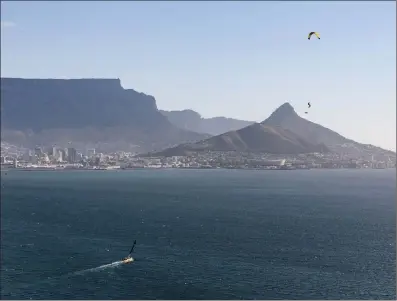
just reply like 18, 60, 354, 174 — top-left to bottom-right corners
122, 257, 134, 264
121, 240, 136, 264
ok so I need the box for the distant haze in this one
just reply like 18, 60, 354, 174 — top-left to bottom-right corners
1, 1, 395, 150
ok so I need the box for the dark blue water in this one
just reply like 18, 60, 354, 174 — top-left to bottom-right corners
1, 169, 395, 299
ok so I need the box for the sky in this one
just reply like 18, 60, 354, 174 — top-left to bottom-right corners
1, 1, 396, 151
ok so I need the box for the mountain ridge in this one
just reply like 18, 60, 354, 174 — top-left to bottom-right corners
261, 102, 395, 157
0, 77, 209, 152
1, 78, 394, 156
147, 102, 394, 158
159, 109, 254, 136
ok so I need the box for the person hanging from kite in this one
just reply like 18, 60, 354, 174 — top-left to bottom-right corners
305, 102, 311, 114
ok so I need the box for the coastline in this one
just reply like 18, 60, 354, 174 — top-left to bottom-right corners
3, 166, 393, 172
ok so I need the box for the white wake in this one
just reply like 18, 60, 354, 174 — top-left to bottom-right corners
72, 260, 123, 275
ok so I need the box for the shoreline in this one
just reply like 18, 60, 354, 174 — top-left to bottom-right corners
2, 166, 393, 172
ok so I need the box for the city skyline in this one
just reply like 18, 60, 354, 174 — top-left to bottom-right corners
2, 143, 394, 171
1, 1, 395, 150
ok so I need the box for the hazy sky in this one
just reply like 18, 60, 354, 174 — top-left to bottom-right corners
1, 1, 396, 150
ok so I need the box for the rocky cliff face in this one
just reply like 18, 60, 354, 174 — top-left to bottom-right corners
1, 78, 163, 130
0, 78, 209, 152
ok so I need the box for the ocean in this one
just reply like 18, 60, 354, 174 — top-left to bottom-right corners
1, 169, 395, 300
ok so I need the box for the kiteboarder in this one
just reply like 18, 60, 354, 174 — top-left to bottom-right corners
121, 240, 136, 264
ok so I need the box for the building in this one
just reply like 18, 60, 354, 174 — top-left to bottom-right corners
76, 152, 83, 162
43, 154, 50, 163
87, 149, 96, 157
67, 148, 77, 163
55, 150, 63, 162
31, 155, 38, 164
22, 150, 31, 162
51, 146, 58, 156
60, 149, 67, 162
34, 147, 43, 157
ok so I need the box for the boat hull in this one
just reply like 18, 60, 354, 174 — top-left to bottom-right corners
122, 257, 134, 264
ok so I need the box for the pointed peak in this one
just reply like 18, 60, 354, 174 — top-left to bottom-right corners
261, 102, 298, 124
274, 102, 296, 114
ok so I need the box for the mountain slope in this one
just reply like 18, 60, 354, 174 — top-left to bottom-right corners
262, 102, 395, 158
147, 102, 395, 159
0, 78, 209, 152
150, 123, 329, 157
160, 109, 254, 135
261, 103, 350, 146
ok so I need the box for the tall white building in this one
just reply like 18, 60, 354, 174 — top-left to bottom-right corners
55, 150, 63, 162
48, 146, 56, 156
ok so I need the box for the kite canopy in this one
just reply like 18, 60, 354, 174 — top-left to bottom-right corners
308, 32, 320, 40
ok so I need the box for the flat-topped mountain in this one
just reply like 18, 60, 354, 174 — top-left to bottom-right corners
160, 109, 254, 136
0, 78, 209, 152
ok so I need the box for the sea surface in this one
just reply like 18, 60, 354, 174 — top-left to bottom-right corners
1, 169, 395, 300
